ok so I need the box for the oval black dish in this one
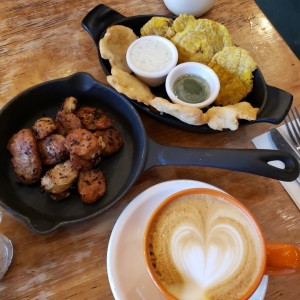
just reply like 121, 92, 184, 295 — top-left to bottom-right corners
82, 4, 293, 133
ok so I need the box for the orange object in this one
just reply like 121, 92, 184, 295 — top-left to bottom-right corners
266, 243, 300, 275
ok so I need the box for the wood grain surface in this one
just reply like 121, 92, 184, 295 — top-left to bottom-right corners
0, 0, 299, 299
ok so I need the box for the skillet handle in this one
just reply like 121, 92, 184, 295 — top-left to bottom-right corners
27, 218, 59, 235
82, 4, 125, 44
257, 85, 293, 124
145, 140, 299, 181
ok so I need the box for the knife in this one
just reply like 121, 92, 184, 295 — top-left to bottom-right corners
270, 128, 300, 183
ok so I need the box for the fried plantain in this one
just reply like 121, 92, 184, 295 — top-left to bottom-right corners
208, 60, 248, 106
170, 15, 234, 64
210, 46, 257, 93
140, 16, 175, 39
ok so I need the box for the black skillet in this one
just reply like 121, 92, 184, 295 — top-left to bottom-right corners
0, 73, 298, 234
82, 4, 293, 133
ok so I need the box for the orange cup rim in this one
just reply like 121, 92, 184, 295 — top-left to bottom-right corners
143, 187, 267, 300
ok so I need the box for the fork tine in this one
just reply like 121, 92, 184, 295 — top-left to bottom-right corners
285, 116, 297, 146
292, 107, 300, 146
285, 108, 300, 148
293, 107, 300, 132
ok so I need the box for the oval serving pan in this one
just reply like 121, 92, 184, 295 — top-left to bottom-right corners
82, 4, 293, 133
0, 72, 298, 234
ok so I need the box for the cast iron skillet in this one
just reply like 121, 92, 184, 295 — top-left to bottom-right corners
82, 4, 293, 133
0, 73, 298, 234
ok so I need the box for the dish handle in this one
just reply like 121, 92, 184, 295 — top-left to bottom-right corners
82, 4, 125, 45
145, 140, 299, 182
26, 218, 59, 235
257, 85, 293, 124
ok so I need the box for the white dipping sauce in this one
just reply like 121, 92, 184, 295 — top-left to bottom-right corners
129, 39, 173, 73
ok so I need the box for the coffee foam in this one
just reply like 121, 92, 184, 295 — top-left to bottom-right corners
148, 193, 263, 300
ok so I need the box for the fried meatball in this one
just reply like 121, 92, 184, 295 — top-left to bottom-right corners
7, 128, 42, 185
56, 110, 82, 134
37, 134, 68, 165
75, 106, 113, 130
32, 117, 58, 139
94, 127, 123, 156
65, 128, 102, 160
41, 160, 79, 200
77, 169, 106, 203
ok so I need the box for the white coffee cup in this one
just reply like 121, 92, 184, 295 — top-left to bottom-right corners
163, 0, 216, 17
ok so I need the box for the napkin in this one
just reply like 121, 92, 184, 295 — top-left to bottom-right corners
252, 124, 300, 210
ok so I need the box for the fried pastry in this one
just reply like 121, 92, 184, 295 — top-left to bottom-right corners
150, 97, 208, 125
107, 67, 155, 106
206, 102, 259, 131
99, 25, 138, 73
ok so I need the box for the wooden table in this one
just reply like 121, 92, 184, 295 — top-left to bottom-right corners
0, 0, 299, 299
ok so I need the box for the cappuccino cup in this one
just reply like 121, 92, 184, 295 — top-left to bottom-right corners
144, 188, 300, 300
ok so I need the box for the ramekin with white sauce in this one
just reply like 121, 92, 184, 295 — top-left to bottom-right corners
126, 36, 178, 87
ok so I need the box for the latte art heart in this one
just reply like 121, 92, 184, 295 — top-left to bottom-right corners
171, 223, 244, 289
148, 193, 263, 300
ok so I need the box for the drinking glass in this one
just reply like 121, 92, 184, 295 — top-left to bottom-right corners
0, 209, 13, 280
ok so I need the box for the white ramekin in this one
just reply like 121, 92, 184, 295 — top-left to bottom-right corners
126, 36, 178, 87
165, 62, 220, 109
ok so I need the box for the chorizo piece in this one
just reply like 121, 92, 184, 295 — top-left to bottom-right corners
37, 134, 68, 165
94, 127, 123, 156
77, 169, 106, 204
41, 160, 78, 200
75, 106, 113, 130
65, 128, 102, 160
7, 128, 42, 185
32, 117, 58, 139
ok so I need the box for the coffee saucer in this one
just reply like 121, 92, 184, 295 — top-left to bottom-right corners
107, 179, 268, 299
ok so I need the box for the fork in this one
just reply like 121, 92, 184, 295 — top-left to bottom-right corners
285, 107, 300, 153
285, 107, 300, 184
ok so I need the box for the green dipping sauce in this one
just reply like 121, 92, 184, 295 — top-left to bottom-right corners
173, 74, 210, 104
